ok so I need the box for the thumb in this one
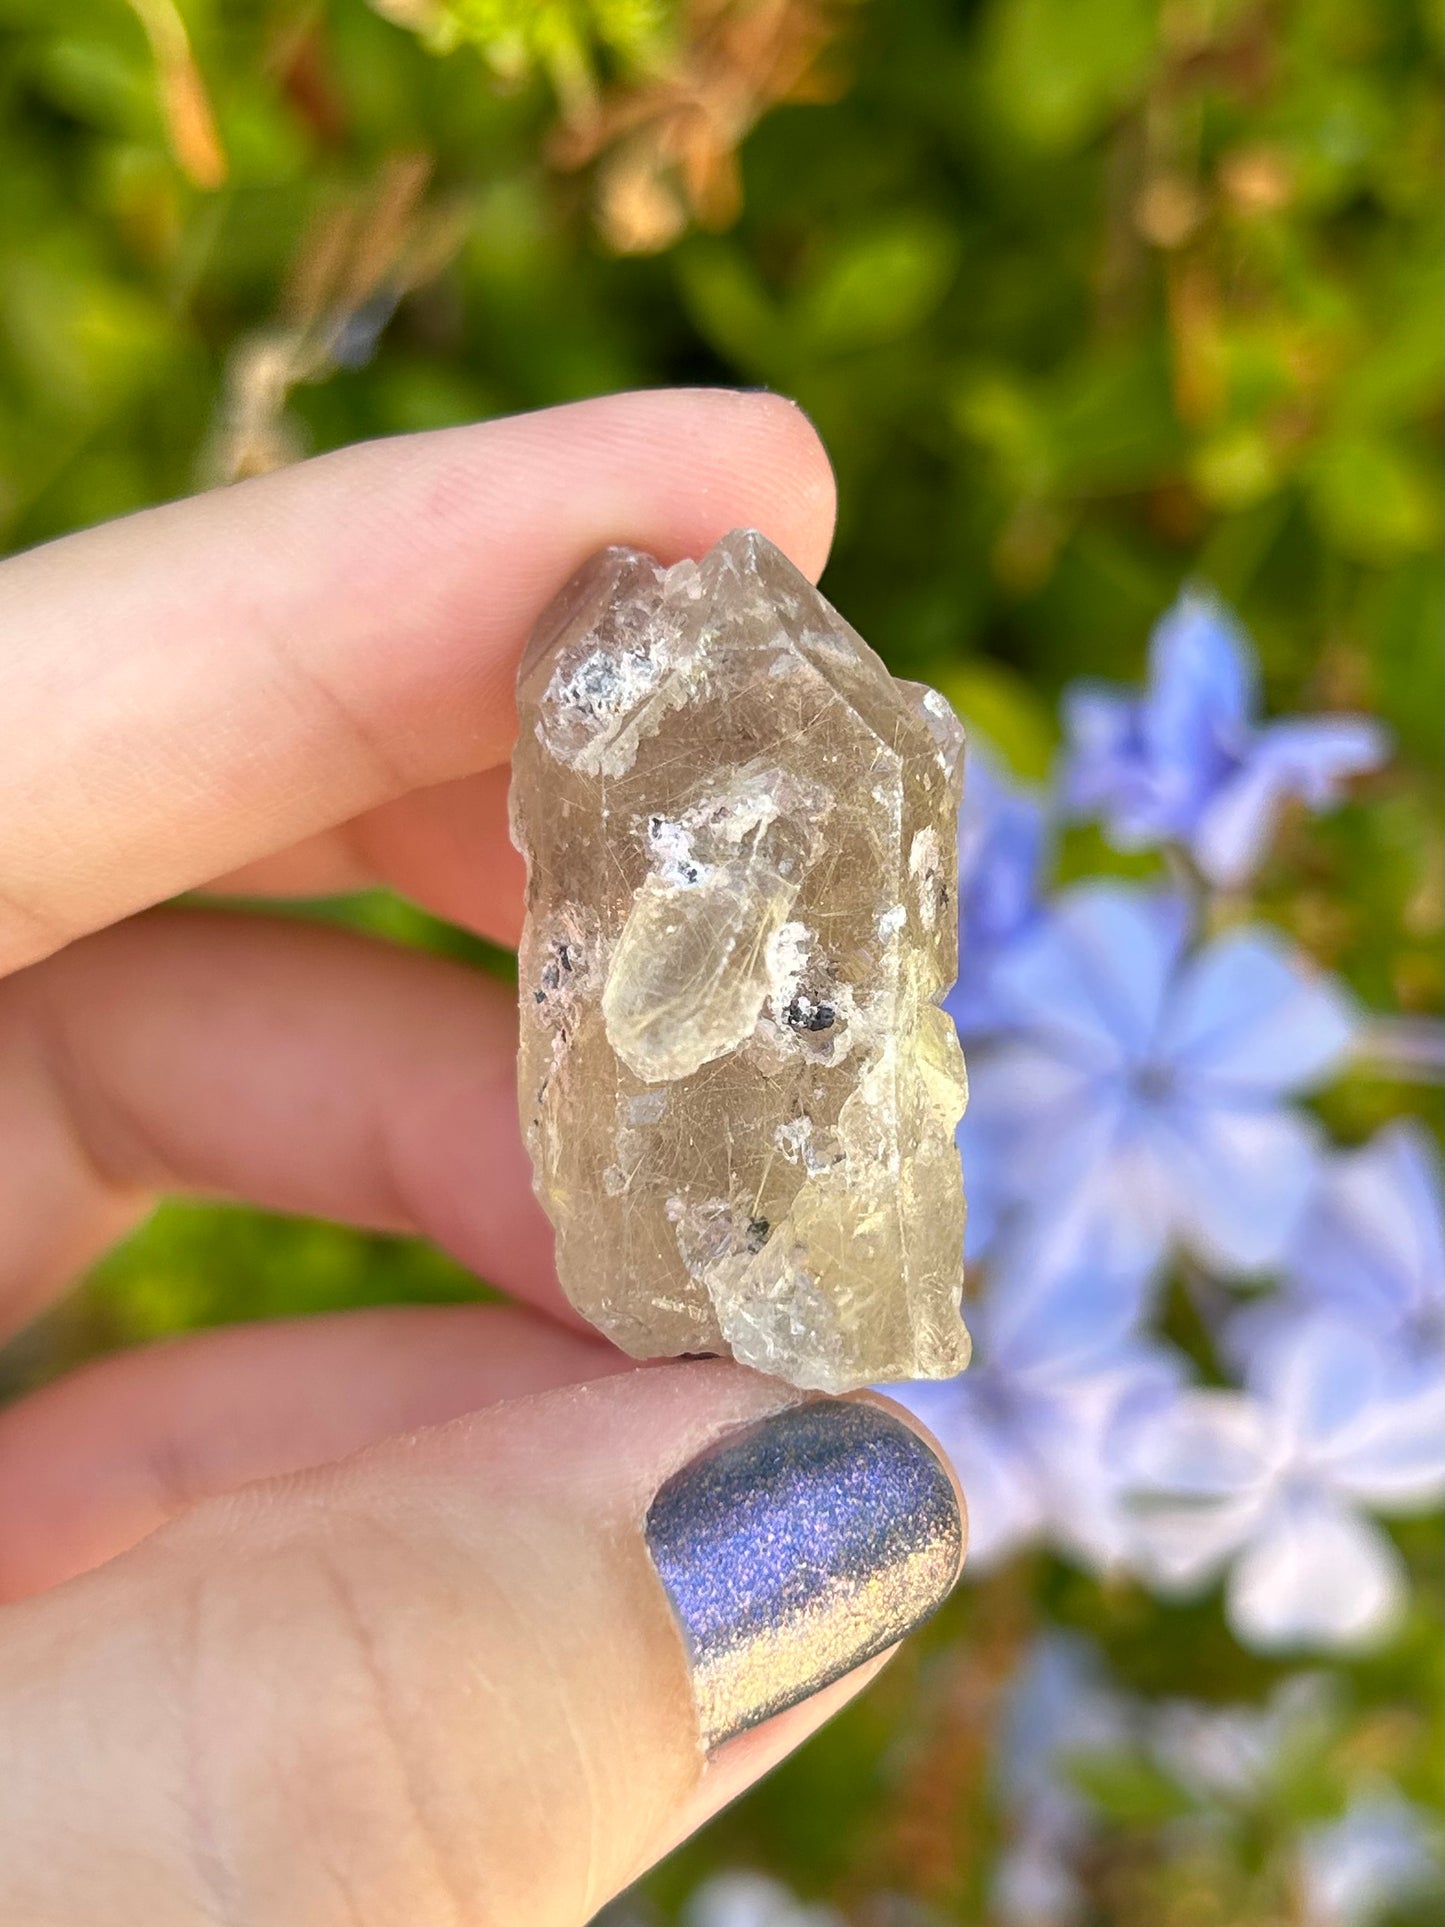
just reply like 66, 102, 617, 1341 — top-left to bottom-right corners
0, 1362, 963, 1927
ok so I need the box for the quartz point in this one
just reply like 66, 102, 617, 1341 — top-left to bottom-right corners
510, 529, 971, 1394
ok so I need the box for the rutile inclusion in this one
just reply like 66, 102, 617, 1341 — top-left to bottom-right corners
510, 529, 971, 1393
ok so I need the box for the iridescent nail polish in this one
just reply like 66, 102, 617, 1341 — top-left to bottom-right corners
644, 1398, 964, 1748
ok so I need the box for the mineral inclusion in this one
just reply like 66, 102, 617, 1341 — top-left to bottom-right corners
510, 530, 971, 1393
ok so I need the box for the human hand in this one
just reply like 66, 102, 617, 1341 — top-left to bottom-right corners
0, 390, 965, 1925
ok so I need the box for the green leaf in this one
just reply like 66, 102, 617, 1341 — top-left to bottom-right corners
933, 660, 1057, 781
1065, 1748, 1197, 1825
1307, 433, 1441, 561
673, 240, 785, 381
792, 219, 960, 356
984, 0, 1158, 149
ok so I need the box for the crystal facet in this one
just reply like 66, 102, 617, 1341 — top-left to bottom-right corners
510, 529, 971, 1393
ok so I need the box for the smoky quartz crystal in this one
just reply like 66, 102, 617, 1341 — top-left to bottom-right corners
510, 529, 970, 1392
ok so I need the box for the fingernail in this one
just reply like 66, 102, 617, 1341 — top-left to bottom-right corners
644, 1399, 963, 1749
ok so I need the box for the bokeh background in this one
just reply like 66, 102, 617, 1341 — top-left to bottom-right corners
1, 3, 1440, 1923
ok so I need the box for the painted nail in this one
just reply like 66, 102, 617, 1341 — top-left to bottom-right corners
644, 1398, 964, 1749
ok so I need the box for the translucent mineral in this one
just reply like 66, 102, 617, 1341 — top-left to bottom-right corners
510, 529, 971, 1394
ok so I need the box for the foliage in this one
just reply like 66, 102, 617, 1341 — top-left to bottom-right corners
0, 1, 1439, 1922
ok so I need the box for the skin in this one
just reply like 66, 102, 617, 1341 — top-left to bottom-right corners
0, 392, 957, 1926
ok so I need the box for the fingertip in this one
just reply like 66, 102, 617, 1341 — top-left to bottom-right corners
460, 383, 836, 578
515, 385, 838, 581
695, 387, 838, 582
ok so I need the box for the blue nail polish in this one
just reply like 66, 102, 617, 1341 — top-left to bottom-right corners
645, 1399, 963, 1748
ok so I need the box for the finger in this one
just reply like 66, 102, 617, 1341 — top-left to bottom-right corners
0, 907, 561, 1336
0, 390, 835, 974
0, 1304, 628, 1601
0, 1366, 964, 1926
206, 766, 528, 949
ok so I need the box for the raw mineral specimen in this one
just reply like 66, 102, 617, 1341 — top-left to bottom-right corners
510, 529, 971, 1393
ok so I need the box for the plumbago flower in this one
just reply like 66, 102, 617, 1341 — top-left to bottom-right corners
891, 1219, 1179, 1573
950, 744, 1050, 1260
992, 1642, 1441, 1927
957, 1097, 1010, 1261
1062, 590, 1388, 886
1282, 1122, 1442, 1372
1228, 1121, 1445, 1404
1299, 1790, 1443, 1927
951, 747, 1048, 1036
963, 883, 1358, 1274
1123, 1310, 1445, 1649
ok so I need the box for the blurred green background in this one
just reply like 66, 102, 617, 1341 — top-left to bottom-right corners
1, 2, 1440, 1921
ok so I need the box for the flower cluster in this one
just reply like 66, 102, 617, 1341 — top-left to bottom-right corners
658, 1639, 1441, 1927
893, 589, 1444, 1652
989, 1636, 1442, 1927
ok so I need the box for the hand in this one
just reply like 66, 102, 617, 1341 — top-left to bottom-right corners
0, 391, 964, 1926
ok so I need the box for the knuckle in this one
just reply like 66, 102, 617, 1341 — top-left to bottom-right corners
178, 1516, 476, 1927
174, 1501, 615, 1927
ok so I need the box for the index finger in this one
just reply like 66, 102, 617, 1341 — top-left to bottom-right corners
0, 389, 835, 975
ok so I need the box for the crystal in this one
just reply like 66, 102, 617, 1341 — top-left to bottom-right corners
510, 529, 971, 1393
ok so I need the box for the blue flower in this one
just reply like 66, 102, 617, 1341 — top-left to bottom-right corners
892, 1220, 1179, 1573
1299, 1789, 1443, 1927
1063, 591, 1388, 886
958, 1100, 1010, 1261
1229, 1121, 1444, 1390
965, 884, 1357, 1273
991, 1645, 1441, 1927
1123, 1310, 1445, 1650
951, 747, 1049, 1037
1287, 1121, 1444, 1362
950, 747, 1050, 1260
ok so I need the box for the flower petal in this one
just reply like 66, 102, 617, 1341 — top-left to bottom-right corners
994, 885, 1191, 1062
1326, 1386, 1445, 1510
993, 1833, 1088, 1927
891, 1378, 1048, 1572
1193, 716, 1389, 886
1242, 1310, 1445, 1506
1190, 760, 1292, 887
1125, 1388, 1279, 1499
1287, 1121, 1445, 1341
1034, 1360, 1184, 1572
1317, 1371, 1445, 1511
1142, 590, 1256, 795
1121, 1389, 1279, 1587
958, 1102, 1010, 1261
1060, 682, 1155, 831
1251, 715, 1389, 806
1160, 928, 1358, 1096
686, 1872, 844, 1927
961, 1042, 1124, 1211
1298, 1790, 1441, 1927
958, 748, 1048, 947
1226, 1495, 1404, 1650
982, 1215, 1156, 1374
1153, 1099, 1324, 1272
